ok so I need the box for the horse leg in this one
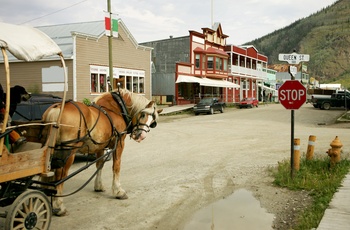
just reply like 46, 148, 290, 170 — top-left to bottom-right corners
112, 135, 128, 199
52, 151, 76, 216
94, 149, 106, 192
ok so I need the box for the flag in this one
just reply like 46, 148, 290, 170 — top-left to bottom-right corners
105, 13, 118, 37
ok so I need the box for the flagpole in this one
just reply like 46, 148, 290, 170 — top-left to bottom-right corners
107, 0, 113, 90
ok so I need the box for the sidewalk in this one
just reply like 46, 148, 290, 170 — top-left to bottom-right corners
317, 174, 350, 229
159, 104, 195, 115
317, 109, 350, 229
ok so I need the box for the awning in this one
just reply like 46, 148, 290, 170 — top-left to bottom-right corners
176, 75, 240, 88
258, 84, 276, 91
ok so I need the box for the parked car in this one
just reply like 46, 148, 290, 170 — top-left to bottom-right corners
11, 94, 62, 122
193, 98, 225, 115
238, 97, 259, 109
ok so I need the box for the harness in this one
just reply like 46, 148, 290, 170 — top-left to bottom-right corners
111, 91, 133, 134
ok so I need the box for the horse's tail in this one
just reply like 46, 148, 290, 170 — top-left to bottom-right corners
41, 103, 62, 145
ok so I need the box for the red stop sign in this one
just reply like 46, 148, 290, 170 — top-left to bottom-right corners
278, 80, 306, 110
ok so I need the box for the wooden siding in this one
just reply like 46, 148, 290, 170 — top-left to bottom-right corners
0, 60, 74, 99
75, 26, 151, 102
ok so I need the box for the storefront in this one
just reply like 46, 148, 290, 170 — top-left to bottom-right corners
175, 75, 240, 104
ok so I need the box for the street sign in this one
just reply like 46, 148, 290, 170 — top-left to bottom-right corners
278, 52, 310, 64
289, 65, 297, 77
278, 80, 306, 110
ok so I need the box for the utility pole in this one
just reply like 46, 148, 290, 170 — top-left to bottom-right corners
107, 0, 113, 90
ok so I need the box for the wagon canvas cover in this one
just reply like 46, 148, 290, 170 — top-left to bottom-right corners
0, 22, 61, 61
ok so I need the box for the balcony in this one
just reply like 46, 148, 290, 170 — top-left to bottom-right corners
229, 65, 267, 80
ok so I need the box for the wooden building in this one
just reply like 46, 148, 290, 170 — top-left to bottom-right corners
0, 20, 153, 102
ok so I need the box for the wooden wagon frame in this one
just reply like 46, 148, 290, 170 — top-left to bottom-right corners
0, 22, 68, 230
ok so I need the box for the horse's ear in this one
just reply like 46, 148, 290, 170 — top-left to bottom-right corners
146, 101, 155, 108
146, 101, 162, 114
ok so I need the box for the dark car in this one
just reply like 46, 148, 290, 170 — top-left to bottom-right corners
11, 94, 62, 122
193, 98, 225, 115
239, 97, 259, 109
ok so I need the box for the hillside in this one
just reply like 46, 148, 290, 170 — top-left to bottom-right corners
246, 0, 350, 88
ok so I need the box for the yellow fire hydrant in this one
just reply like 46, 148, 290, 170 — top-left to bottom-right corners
327, 136, 343, 167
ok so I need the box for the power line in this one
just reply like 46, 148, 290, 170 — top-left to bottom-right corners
20, 0, 88, 24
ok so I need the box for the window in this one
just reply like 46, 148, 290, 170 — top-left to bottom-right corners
133, 76, 138, 92
124, 75, 145, 93
90, 73, 107, 93
215, 57, 220, 70
195, 54, 200, 69
91, 74, 97, 92
207, 56, 214, 69
90, 66, 145, 94
100, 74, 106, 92
243, 80, 250, 90
126, 76, 132, 91
139, 78, 144, 93
223, 59, 228, 71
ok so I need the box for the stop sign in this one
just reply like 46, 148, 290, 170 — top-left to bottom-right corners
278, 80, 306, 110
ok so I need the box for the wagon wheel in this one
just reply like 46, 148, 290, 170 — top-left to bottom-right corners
5, 190, 52, 230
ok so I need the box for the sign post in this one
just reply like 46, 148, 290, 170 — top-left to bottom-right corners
278, 52, 309, 178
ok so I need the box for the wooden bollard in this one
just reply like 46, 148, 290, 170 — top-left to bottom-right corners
306, 135, 316, 160
293, 138, 300, 171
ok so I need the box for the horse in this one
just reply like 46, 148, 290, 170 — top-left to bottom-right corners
42, 88, 162, 216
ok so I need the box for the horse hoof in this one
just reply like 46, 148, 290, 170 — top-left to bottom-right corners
53, 208, 68, 216
116, 193, 128, 200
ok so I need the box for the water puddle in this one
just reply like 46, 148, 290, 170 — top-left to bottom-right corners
183, 189, 274, 230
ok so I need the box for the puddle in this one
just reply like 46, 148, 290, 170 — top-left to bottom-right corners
183, 189, 275, 230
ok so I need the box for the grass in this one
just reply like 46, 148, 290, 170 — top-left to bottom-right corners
269, 154, 350, 230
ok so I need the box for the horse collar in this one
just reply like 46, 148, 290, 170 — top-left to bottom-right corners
111, 92, 133, 134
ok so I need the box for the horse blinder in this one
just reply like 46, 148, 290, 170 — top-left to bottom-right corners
150, 121, 157, 128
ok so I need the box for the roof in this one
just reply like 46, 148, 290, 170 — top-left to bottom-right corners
37, 21, 106, 59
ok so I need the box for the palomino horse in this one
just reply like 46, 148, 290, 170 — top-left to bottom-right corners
42, 88, 162, 216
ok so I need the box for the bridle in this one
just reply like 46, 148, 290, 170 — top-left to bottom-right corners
111, 91, 157, 138
131, 107, 157, 136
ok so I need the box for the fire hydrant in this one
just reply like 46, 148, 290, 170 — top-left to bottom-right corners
327, 136, 343, 167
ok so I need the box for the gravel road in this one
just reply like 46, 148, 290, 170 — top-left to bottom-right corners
41, 104, 350, 229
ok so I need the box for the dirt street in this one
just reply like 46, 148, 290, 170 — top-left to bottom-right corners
43, 103, 350, 230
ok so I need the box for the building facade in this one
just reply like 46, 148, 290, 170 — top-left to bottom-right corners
175, 23, 240, 105
141, 36, 190, 105
225, 45, 270, 102
0, 20, 153, 102
143, 23, 273, 105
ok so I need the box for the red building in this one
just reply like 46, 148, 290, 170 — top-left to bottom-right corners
225, 45, 268, 102
175, 23, 268, 105
175, 23, 239, 105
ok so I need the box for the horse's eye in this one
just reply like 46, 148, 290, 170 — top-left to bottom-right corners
140, 113, 146, 118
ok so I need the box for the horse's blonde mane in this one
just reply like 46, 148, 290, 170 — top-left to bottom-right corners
93, 88, 158, 118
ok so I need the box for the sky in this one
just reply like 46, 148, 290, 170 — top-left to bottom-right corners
0, 0, 337, 45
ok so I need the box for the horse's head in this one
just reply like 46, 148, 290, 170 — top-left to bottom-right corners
131, 101, 162, 142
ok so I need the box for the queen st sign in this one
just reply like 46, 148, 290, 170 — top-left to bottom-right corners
278, 52, 310, 64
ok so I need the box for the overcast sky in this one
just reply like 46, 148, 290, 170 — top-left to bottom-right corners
0, 0, 337, 45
